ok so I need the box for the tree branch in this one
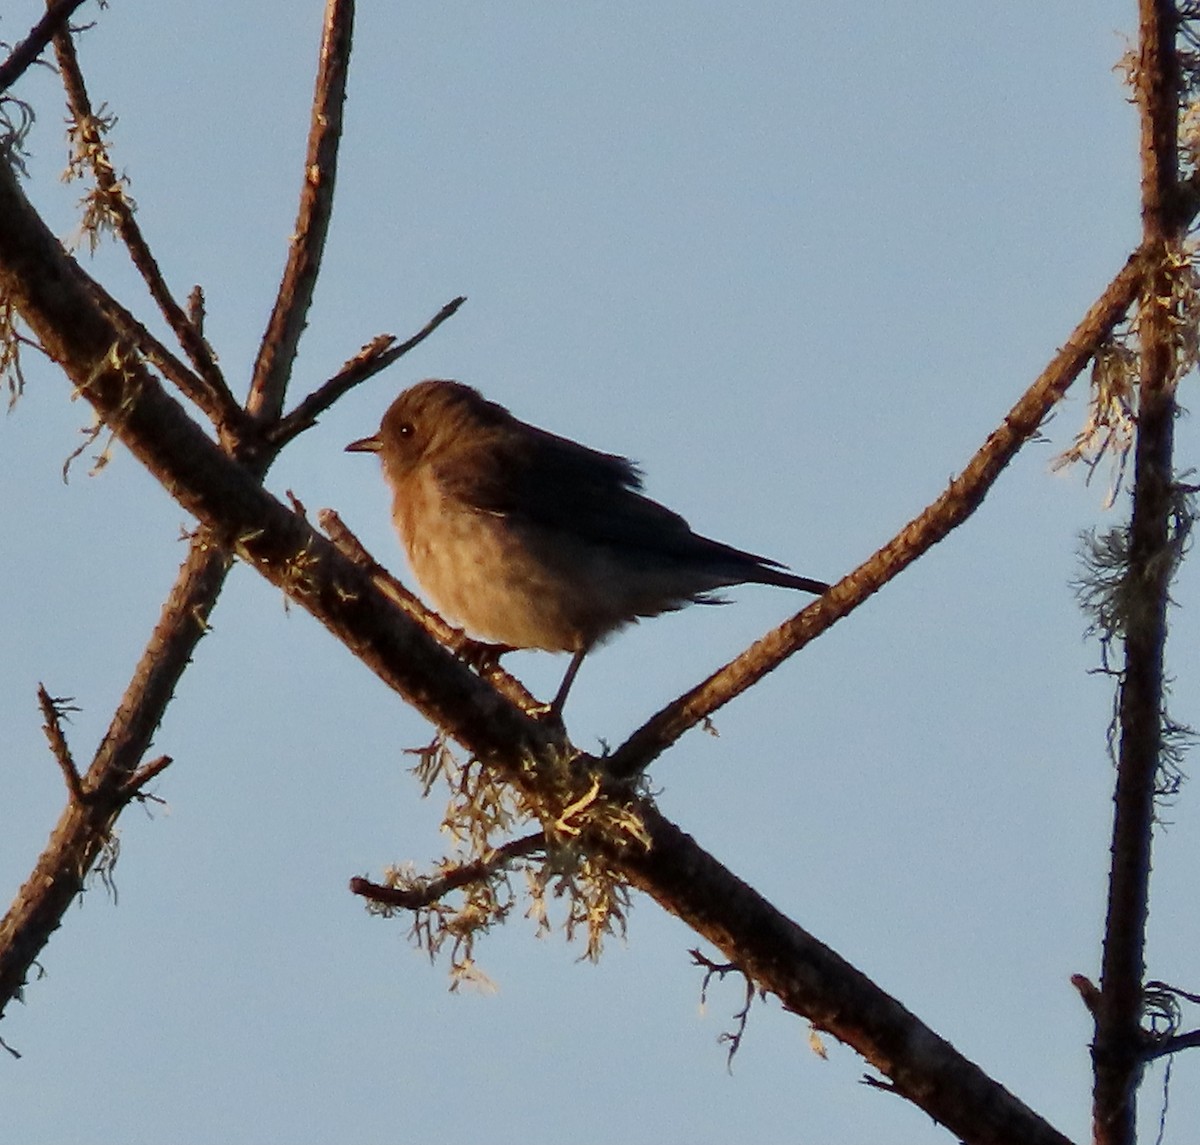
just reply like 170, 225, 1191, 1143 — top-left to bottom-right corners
0, 538, 230, 1019
266, 295, 467, 446
52, 24, 239, 432
607, 803, 1074, 1145
1145, 1029, 1200, 1060
607, 243, 1155, 779
123, 754, 173, 797
1092, 5, 1183, 1144
36, 684, 84, 803
245, 0, 353, 423
0, 0, 92, 95
318, 507, 543, 713
349, 832, 546, 908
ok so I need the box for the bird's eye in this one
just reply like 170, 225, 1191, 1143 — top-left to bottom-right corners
398, 421, 414, 438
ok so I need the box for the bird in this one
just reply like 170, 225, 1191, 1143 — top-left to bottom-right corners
346, 379, 828, 714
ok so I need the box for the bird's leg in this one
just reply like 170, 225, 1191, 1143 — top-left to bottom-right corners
548, 647, 588, 718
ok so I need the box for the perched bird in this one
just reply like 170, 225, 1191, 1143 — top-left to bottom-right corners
347, 380, 828, 712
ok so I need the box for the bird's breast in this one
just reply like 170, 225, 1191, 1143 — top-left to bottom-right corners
392, 473, 592, 652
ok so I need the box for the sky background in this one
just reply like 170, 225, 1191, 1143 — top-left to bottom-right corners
3, 2, 1198, 1143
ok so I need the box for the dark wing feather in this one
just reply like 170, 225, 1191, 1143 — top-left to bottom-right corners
437, 414, 829, 593
464, 421, 701, 547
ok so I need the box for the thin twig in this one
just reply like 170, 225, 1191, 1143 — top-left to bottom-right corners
691, 948, 758, 1070
36, 684, 85, 803
245, 0, 354, 424
123, 754, 173, 797
0, 0, 92, 95
1145, 1029, 1200, 1060
350, 832, 546, 908
52, 29, 238, 430
607, 242, 1156, 779
83, 279, 241, 430
1147, 979, 1200, 1005
266, 295, 467, 446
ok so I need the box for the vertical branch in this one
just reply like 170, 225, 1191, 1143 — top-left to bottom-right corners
245, 0, 354, 424
1093, 3, 1182, 1143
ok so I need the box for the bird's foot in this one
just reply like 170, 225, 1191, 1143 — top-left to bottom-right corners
453, 637, 514, 675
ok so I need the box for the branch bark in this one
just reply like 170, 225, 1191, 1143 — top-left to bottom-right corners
0, 539, 230, 1012
245, 0, 354, 424
1093, 4, 1183, 1143
614, 805, 1075, 1145
53, 26, 236, 428
0, 0, 93, 94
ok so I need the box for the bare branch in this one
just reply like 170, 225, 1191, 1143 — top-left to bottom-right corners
52, 28, 239, 431
607, 243, 1155, 779
0, 538, 230, 1021
608, 803, 1074, 1145
83, 278, 244, 433
1093, 6, 1184, 1144
266, 295, 467, 446
1147, 979, 1200, 1005
349, 833, 546, 908
36, 684, 84, 803
123, 754, 173, 797
0, 0, 92, 95
1145, 1029, 1200, 1060
245, 0, 354, 423
691, 949, 759, 1070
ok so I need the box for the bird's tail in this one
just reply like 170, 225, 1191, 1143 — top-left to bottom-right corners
753, 567, 830, 595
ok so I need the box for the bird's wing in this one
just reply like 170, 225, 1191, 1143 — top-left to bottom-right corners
432, 416, 827, 591
438, 421, 706, 551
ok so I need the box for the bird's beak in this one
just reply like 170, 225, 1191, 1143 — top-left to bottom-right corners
345, 433, 382, 454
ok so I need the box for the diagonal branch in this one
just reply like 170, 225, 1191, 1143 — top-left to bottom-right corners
610, 802, 1075, 1145
36, 684, 84, 802
0, 0, 92, 95
82, 275, 245, 434
52, 24, 239, 431
607, 243, 1156, 779
318, 507, 542, 714
0, 537, 231, 1018
266, 295, 467, 446
1145, 1029, 1200, 1060
245, 0, 354, 424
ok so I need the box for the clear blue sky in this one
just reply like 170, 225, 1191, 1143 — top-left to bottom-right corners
4, 3, 1197, 1143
